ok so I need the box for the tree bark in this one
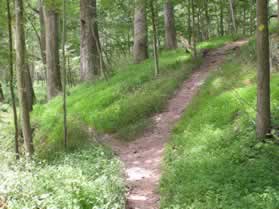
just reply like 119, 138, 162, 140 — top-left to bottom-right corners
250, 0, 255, 35
7, 0, 19, 159
229, 0, 237, 33
220, 0, 224, 36
187, 0, 192, 44
191, 0, 197, 57
164, 0, 177, 49
133, 0, 148, 63
151, 0, 159, 76
38, 0, 47, 83
25, 65, 35, 111
80, 0, 101, 81
0, 83, 4, 102
62, 0, 68, 149
243, 7, 246, 35
44, 6, 62, 100
204, 0, 210, 40
278, 0, 279, 23
14, 0, 34, 156
256, 0, 271, 138
39, 0, 46, 65
197, 7, 201, 41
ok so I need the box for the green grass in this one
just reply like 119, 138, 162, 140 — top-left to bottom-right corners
197, 35, 240, 50
32, 36, 236, 156
0, 144, 125, 209
0, 110, 125, 209
160, 39, 279, 209
0, 36, 234, 209
0, 105, 14, 150
32, 49, 199, 155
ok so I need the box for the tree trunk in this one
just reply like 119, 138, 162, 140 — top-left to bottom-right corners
14, 0, 34, 156
243, 7, 246, 35
39, 0, 46, 65
25, 65, 35, 111
62, 0, 68, 149
220, 1, 224, 36
151, 0, 159, 76
229, 0, 237, 33
44, 6, 62, 100
256, 0, 270, 138
0, 83, 4, 102
39, 0, 47, 83
250, 0, 255, 35
278, 0, 279, 23
7, 0, 19, 159
164, 0, 177, 49
80, 0, 101, 81
191, 0, 197, 57
187, 0, 192, 44
204, 0, 210, 40
133, 0, 148, 63
197, 8, 201, 41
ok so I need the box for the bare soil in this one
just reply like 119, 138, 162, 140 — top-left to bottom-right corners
101, 40, 248, 209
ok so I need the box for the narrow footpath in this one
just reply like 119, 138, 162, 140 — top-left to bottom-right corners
102, 40, 248, 209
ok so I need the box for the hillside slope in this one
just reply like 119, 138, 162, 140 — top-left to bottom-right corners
0, 37, 235, 209
104, 40, 248, 209
32, 37, 234, 157
160, 39, 279, 209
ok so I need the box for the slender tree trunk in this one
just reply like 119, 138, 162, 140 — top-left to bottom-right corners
7, 0, 19, 159
220, 1, 224, 36
204, 0, 210, 40
18, 14, 35, 109
191, 0, 197, 57
229, 0, 237, 33
164, 0, 177, 49
80, 0, 101, 80
62, 0, 67, 149
151, 0, 159, 76
44, 6, 62, 100
25, 65, 35, 111
256, 0, 271, 138
197, 8, 201, 41
39, 0, 47, 83
0, 83, 4, 102
39, 0, 46, 65
133, 0, 148, 63
14, 0, 34, 156
243, 8, 246, 35
91, 22, 106, 79
250, 0, 255, 35
278, 0, 279, 23
187, 0, 192, 44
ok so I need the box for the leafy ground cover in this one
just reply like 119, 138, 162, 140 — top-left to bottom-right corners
160, 39, 279, 209
0, 144, 125, 209
0, 37, 234, 209
32, 37, 235, 156
32, 49, 197, 155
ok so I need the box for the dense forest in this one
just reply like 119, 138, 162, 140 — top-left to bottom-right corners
0, 0, 278, 208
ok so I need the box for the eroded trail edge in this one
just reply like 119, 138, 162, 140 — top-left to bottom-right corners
102, 40, 248, 209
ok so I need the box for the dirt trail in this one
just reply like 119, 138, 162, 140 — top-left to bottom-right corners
101, 40, 248, 209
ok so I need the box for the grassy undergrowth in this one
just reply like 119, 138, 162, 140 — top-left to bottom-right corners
0, 144, 125, 209
32, 37, 235, 156
0, 110, 125, 209
197, 35, 241, 50
0, 37, 233, 209
32, 50, 198, 155
160, 39, 279, 209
